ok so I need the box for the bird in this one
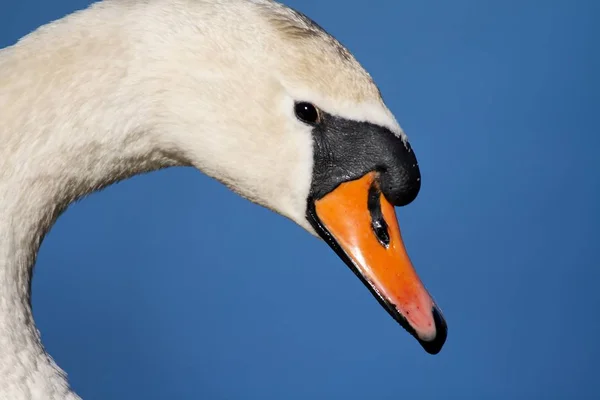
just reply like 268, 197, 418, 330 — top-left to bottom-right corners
0, 0, 447, 398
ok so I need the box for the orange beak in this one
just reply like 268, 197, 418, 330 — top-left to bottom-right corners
307, 172, 447, 354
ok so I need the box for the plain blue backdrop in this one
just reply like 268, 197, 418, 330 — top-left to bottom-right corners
1, 0, 598, 399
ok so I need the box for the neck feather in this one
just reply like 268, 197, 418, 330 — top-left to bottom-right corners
0, 99, 182, 398
0, 10, 185, 400
0, 81, 181, 400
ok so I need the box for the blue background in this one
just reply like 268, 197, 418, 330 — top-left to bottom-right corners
1, 0, 598, 399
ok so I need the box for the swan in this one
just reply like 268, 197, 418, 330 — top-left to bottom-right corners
0, 0, 447, 398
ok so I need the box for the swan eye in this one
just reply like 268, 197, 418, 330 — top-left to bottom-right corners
294, 102, 320, 124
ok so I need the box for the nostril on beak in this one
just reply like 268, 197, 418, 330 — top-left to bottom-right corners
367, 183, 390, 248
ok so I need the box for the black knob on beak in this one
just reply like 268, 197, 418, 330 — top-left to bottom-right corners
379, 140, 421, 207
308, 111, 422, 206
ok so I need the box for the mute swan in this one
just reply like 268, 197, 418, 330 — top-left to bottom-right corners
0, 0, 447, 398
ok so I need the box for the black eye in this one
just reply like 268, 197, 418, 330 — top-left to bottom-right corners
294, 102, 320, 124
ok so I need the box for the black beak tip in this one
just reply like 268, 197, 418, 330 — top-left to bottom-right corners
418, 306, 448, 355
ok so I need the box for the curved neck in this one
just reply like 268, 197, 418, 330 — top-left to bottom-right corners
0, 12, 185, 399
0, 100, 182, 399
0, 103, 181, 400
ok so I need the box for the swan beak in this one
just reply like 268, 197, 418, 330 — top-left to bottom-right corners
307, 172, 447, 354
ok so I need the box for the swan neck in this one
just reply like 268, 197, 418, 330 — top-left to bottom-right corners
0, 26, 182, 400
0, 81, 186, 398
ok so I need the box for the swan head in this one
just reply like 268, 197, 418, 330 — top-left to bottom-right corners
147, 0, 447, 354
